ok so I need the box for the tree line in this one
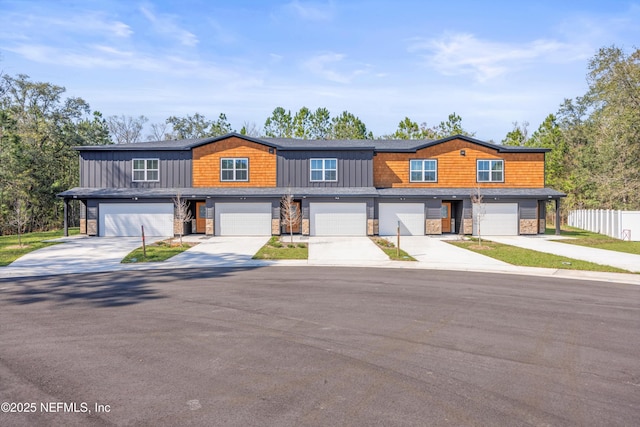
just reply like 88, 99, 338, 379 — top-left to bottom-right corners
1, 45, 638, 235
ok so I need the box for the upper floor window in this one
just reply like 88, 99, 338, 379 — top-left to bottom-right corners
410, 159, 437, 182
221, 158, 248, 181
133, 159, 159, 182
477, 159, 504, 182
310, 158, 337, 182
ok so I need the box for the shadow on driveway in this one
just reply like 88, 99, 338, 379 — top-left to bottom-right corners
0, 267, 262, 308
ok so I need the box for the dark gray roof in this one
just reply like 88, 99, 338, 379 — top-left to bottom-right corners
59, 186, 564, 199
58, 187, 380, 199
74, 132, 550, 153
377, 187, 565, 199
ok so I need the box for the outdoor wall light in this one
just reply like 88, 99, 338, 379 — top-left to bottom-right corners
460, 150, 466, 156
335, 196, 340, 200
452, 195, 457, 198
269, 148, 275, 154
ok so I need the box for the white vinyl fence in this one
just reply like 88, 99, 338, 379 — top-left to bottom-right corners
568, 209, 640, 241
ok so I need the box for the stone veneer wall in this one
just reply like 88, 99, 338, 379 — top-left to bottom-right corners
80, 219, 86, 234
463, 218, 473, 235
539, 219, 546, 234
302, 219, 310, 235
425, 219, 441, 235
173, 219, 182, 235
206, 218, 214, 235
271, 219, 281, 235
87, 219, 97, 236
520, 219, 538, 235
368, 219, 378, 236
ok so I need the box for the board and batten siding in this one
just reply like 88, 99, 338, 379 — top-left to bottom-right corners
277, 150, 373, 187
79, 150, 191, 188
374, 138, 545, 188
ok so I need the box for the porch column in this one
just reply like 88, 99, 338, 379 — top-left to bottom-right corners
555, 199, 561, 235
63, 198, 69, 237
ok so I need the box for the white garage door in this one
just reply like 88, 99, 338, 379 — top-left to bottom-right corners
379, 203, 425, 236
473, 203, 518, 235
310, 203, 367, 236
100, 203, 174, 237
215, 203, 272, 236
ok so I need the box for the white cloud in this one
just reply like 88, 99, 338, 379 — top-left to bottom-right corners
303, 52, 369, 83
285, 0, 334, 21
409, 33, 589, 82
139, 4, 198, 47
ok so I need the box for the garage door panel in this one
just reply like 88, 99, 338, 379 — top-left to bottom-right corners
379, 203, 424, 236
100, 203, 173, 237
215, 203, 271, 236
473, 203, 518, 235
310, 203, 366, 236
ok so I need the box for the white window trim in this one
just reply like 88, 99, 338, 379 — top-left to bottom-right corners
409, 159, 438, 182
310, 158, 338, 182
132, 158, 160, 182
477, 159, 504, 183
220, 157, 249, 182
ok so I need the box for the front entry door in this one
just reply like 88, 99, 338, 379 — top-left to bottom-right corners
441, 202, 452, 233
195, 201, 206, 233
284, 201, 301, 234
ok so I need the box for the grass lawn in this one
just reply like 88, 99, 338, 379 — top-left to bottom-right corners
449, 239, 630, 273
121, 239, 197, 263
0, 228, 80, 266
253, 236, 308, 260
371, 237, 416, 261
546, 226, 640, 255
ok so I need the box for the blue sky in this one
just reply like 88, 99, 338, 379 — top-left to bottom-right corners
1, 0, 638, 142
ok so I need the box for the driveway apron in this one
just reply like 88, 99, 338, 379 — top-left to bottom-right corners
166, 236, 270, 267
308, 237, 388, 264
487, 236, 640, 273
3, 236, 165, 277
390, 236, 515, 271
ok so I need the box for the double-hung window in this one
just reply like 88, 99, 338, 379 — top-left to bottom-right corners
477, 159, 504, 182
410, 159, 437, 182
221, 158, 248, 181
132, 159, 159, 182
310, 158, 337, 182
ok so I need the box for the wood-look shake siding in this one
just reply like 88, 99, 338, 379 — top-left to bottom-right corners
277, 150, 373, 187
192, 137, 276, 187
79, 151, 191, 188
374, 138, 545, 188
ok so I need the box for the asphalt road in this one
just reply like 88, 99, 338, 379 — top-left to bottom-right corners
0, 267, 638, 426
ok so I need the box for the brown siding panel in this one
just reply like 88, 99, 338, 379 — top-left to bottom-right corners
192, 137, 277, 187
373, 139, 545, 188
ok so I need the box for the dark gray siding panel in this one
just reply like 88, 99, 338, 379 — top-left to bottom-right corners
277, 150, 373, 187
425, 199, 441, 220
519, 200, 538, 220
79, 150, 192, 188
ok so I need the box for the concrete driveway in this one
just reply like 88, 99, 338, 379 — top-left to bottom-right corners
308, 236, 389, 264
166, 236, 270, 267
3, 235, 165, 277
487, 235, 640, 273
385, 236, 516, 271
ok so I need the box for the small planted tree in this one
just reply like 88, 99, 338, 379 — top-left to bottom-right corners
470, 186, 485, 247
172, 193, 193, 245
280, 191, 301, 244
10, 198, 29, 248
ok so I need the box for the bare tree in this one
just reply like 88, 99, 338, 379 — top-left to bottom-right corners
280, 191, 301, 243
107, 114, 148, 144
147, 122, 174, 141
240, 121, 261, 137
172, 193, 193, 245
470, 186, 485, 247
10, 198, 29, 247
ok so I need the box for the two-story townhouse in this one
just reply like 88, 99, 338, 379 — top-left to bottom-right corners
58, 133, 565, 237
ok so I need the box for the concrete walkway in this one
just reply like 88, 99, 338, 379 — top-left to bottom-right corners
308, 236, 389, 264
4, 235, 165, 277
385, 236, 518, 272
166, 236, 269, 267
488, 235, 640, 273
